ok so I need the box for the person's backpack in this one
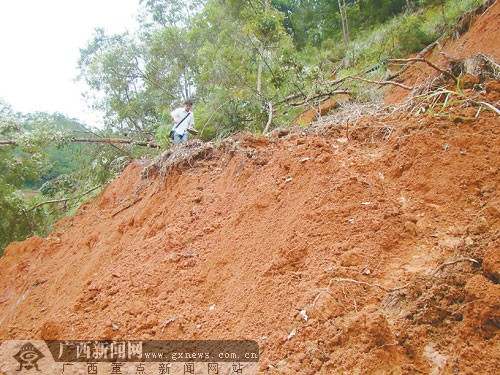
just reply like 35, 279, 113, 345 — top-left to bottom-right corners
169, 111, 191, 140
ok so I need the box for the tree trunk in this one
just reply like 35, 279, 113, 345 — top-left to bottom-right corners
257, 0, 270, 94
0, 138, 160, 148
257, 55, 263, 94
338, 0, 350, 48
342, 0, 350, 45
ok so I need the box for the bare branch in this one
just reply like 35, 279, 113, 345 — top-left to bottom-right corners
29, 185, 102, 211
472, 100, 500, 116
71, 138, 159, 148
111, 197, 143, 217
0, 140, 16, 146
388, 57, 457, 83
387, 41, 439, 81
285, 90, 350, 107
348, 76, 413, 90
433, 257, 479, 275
263, 102, 273, 134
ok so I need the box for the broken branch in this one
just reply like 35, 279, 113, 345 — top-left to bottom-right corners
0, 137, 160, 148
472, 100, 500, 116
111, 197, 143, 217
0, 140, 16, 146
433, 257, 479, 275
387, 40, 439, 81
348, 76, 413, 90
388, 57, 457, 83
286, 90, 350, 107
29, 185, 102, 211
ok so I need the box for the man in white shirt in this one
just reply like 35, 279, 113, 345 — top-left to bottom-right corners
170, 99, 195, 144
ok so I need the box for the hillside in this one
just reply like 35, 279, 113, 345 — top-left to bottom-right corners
1, 2, 499, 374
386, 0, 500, 104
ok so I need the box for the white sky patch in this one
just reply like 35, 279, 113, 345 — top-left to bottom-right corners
0, 0, 139, 128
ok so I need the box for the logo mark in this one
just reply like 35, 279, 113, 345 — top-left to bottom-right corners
13, 342, 45, 371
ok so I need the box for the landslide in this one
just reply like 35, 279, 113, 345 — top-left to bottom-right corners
1, 89, 499, 373
1, 5, 500, 375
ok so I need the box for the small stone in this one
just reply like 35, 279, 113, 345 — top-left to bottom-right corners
286, 328, 297, 341
298, 309, 308, 322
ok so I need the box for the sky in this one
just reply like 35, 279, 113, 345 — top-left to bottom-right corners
0, 0, 139, 127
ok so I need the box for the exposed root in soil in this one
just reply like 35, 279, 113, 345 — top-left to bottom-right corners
433, 257, 480, 275
141, 140, 215, 179
328, 278, 410, 293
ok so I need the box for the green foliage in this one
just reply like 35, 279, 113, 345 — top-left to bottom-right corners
77, 0, 485, 141
78, 0, 298, 138
0, 100, 145, 255
39, 175, 77, 197
342, 0, 483, 71
0, 102, 48, 253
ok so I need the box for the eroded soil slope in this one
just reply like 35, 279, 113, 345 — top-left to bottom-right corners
0, 84, 499, 373
1, 2, 500, 371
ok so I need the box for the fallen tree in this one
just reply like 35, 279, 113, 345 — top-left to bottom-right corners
28, 185, 103, 211
0, 137, 159, 148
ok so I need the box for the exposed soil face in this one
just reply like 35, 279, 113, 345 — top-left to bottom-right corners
1, 88, 499, 373
1, 4, 499, 374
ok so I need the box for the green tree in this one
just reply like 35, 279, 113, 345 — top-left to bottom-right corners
0, 101, 48, 253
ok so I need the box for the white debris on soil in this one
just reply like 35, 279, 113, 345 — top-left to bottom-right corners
423, 343, 448, 375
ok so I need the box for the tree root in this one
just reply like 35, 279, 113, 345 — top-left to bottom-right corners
329, 278, 410, 293
111, 197, 143, 217
433, 257, 479, 275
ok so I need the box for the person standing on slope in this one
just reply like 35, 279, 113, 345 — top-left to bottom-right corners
170, 99, 196, 144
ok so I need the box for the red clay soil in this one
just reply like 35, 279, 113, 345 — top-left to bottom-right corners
0, 83, 499, 373
385, 0, 500, 104
1, 4, 500, 373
